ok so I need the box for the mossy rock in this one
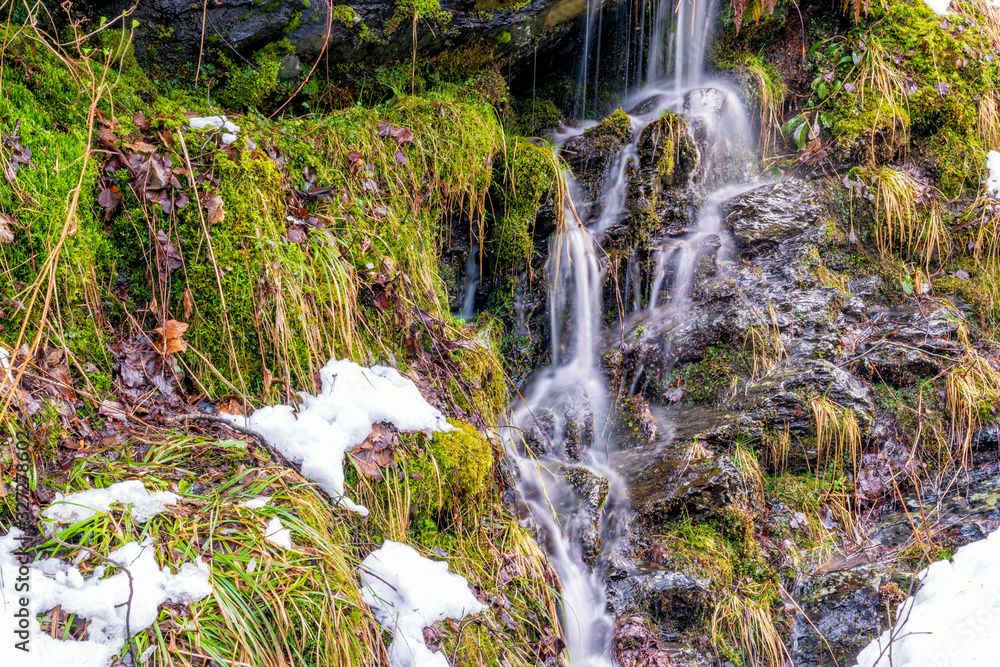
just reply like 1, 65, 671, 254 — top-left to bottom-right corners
487, 138, 557, 269
408, 421, 494, 523
585, 107, 632, 143
636, 110, 696, 188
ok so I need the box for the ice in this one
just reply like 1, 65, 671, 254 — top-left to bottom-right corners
854, 528, 1000, 667
360, 541, 483, 667
986, 150, 1000, 200
42, 480, 178, 524
227, 358, 453, 516
0, 528, 212, 667
263, 517, 292, 549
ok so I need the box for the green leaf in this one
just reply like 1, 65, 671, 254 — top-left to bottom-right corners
793, 122, 809, 150
817, 82, 828, 100
132, 19, 140, 29
901, 279, 914, 295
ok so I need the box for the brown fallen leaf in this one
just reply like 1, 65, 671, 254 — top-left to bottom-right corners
349, 423, 398, 480
182, 288, 195, 319
154, 319, 189, 355
99, 400, 129, 422
125, 140, 157, 154
154, 230, 182, 280
97, 186, 121, 219
204, 193, 225, 224
0, 212, 17, 243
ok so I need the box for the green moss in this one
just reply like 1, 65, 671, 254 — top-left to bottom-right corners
217, 47, 280, 110
283, 10, 302, 33
407, 421, 493, 522
584, 107, 632, 143
487, 138, 557, 268
668, 344, 755, 404
0, 33, 111, 369
508, 97, 564, 135
495, 30, 511, 45
384, 0, 451, 34
332, 4, 359, 25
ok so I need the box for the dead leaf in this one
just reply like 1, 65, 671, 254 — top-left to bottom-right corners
349, 423, 399, 480
125, 140, 157, 154
422, 623, 445, 653
153, 319, 189, 355
954, 269, 970, 280
154, 230, 183, 280
394, 150, 407, 165
182, 288, 195, 319
133, 112, 151, 131
391, 126, 414, 145
97, 186, 121, 220
0, 212, 17, 243
97, 126, 118, 148
664, 385, 683, 404
99, 400, 128, 422
204, 193, 225, 224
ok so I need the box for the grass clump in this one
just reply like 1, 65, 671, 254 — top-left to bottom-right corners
725, 52, 786, 156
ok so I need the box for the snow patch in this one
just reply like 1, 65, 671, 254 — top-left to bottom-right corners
263, 517, 292, 549
986, 150, 1000, 200
0, 528, 212, 667
360, 541, 483, 667
854, 528, 1000, 667
42, 480, 178, 524
188, 115, 240, 134
227, 358, 453, 516
240, 495, 271, 509
922, 0, 951, 14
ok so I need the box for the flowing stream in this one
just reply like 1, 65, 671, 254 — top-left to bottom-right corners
503, 1, 757, 662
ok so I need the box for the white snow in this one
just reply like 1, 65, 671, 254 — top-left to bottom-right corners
263, 517, 292, 549
360, 541, 483, 667
42, 480, 178, 524
0, 528, 212, 667
986, 150, 1000, 200
854, 528, 1000, 667
226, 358, 453, 516
922, 0, 951, 14
188, 115, 240, 134
240, 495, 271, 509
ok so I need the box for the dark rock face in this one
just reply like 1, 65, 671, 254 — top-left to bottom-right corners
725, 179, 822, 252
611, 437, 746, 523
608, 566, 715, 634
791, 563, 901, 666
82, 0, 597, 74
564, 464, 611, 566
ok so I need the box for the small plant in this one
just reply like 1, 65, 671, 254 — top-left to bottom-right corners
809, 395, 861, 481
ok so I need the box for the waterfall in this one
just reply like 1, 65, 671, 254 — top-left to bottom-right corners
505, 0, 757, 662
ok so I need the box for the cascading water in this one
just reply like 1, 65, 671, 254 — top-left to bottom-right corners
504, 1, 758, 663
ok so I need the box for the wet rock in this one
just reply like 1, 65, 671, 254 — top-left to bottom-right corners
724, 179, 823, 254
277, 53, 302, 81
852, 342, 945, 386
564, 465, 611, 566
612, 438, 745, 522
871, 464, 1000, 548
614, 394, 659, 449
791, 562, 904, 667
608, 566, 715, 635
727, 357, 874, 430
